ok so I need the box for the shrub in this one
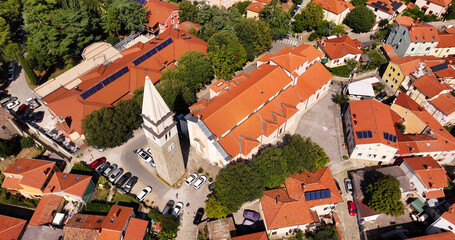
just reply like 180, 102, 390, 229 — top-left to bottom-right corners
20, 137, 34, 148
70, 163, 93, 175
209, 177, 213, 182
343, 155, 349, 160
148, 207, 163, 222
0, 138, 21, 158
198, 167, 203, 173
106, 36, 119, 45
308, 33, 318, 41
84, 201, 113, 214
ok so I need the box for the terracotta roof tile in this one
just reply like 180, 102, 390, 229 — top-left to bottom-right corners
425, 189, 445, 199
3, 158, 55, 190
261, 168, 342, 230
179, 21, 200, 32
412, 74, 452, 98
0, 215, 27, 240
270, 53, 308, 73
437, 34, 455, 48
407, 232, 455, 239
124, 218, 149, 240
367, 0, 404, 14
43, 172, 92, 198
348, 100, 399, 149
144, 0, 179, 28
313, 0, 354, 14
98, 205, 134, 240
231, 231, 268, 240
425, 0, 451, 6
29, 195, 64, 226
429, 93, 455, 116
64, 214, 105, 240
433, 64, 455, 78
402, 156, 448, 190
395, 16, 415, 27
246, 2, 266, 13
441, 203, 455, 225
318, 35, 362, 60
2, 177, 21, 190
408, 23, 439, 43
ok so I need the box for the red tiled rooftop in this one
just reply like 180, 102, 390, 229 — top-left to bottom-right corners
2, 158, 55, 190
437, 34, 455, 48
43, 172, 92, 198
441, 203, 455, 225
366, 0, 404, 14
407, 232, 455, 239
395, 16, 415, 27
231, 231, 268, 240
29, 195, 64, 226
402, 156, 448, 190
124, 218, 149, 240
0, 215, 27, 240
412, 74, 451, 98
426, 0, 451, 7
429, 93, 455, 116
246, 2, 266, 13
100, 205, 133, 231
318, 35, 362, 60
144, 0, 179, 28
313, 0, 354, 14
64, 214, 105, 240
179, 21, 200, 32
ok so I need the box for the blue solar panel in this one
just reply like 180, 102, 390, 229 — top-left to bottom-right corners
133, 0, 146, 5
367, 131, 372, 138
356, 131, 363, 139
315, 190, 321, 199
392, 135, 397, 142
80, 92, 90, 100
156, 44, 163, 51
305, 192, 311, 200
305, 189, 331, 201
384, 132, 389, 140
432, 63, 448, 72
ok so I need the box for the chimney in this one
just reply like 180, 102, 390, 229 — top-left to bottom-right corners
302, 183, 307, 190
415, 18, 420, 23
275, 194, 280, 205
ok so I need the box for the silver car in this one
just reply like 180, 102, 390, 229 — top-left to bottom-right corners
103, 164, 117, 177
108, 168, 123, 182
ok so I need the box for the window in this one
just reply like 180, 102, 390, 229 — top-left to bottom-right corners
447, 49, 450, 52
397, 72, 401, 76
391, 84, 394, 88
171, 20, 174, 24
393, 78, 398, 83
391, 67, 395, 72
411, 48, 415, 51
388, 73, 392, 77
358, 153, 362, 157
367, 154, 372, 158
385, 79, 389, 83
375, 8, 378, 11
449, 226, 453, 230
399, 39, 402, 43
272, 232, 277, 235
382, 155, 387, 159
435, 50, 438, 53
409, 92, 414, 97
425, 47, 431, 51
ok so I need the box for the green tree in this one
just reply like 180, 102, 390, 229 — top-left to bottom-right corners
372, 29, 388, 40
346, 58, 358, 71
20, 137, 34, 148
205, 196, 228, 219
148, 208, 163, 222
447, 3, 455, 20
197, 5, 240, 41
350, 0, 367, 6
156, 69, 195, 113
176, 50, 214, 91
308, 226, 340, 240
395, 122, 406, 134
282, 135, 320, 173
232, 1, 252, 15
0, 138, 20, 158
259, 0, 291, 39
159, 215, 179, 240
314, 144, 330, 169
132, 86, 144, 108
214, 162, 264, 212
332, 93, 349, 106
97, 176, 109, 188
379, 19, 389, 27
293, 2, 323, 32
0, 17, 10, 50
252, 147, 288, 189
207, 31, 247, 79
234, 18, 272, 61
103, 0, 146, 36
179, 0, 199, 22
344, 6, 376, 33
365, 174, 405, 217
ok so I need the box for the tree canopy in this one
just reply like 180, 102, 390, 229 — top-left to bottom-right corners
207, 31, 247, 79
259, 0, 291, 39
0, 138, 21, 158
176, 51, 214, 91
179, 0, 200, 23
197, 5, 241, 41
344, 6, 376, 33
232, 1, 252, 15
205, 196, 228, 219
156, 68, 196, 114
308, 226, 341, 240
252, 147, 288, 189
365, 174, 405, 217
282, 135, 329, 173
293, 2, 323, 33
234, 18, 272, 61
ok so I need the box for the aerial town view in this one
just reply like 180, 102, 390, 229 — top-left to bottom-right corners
1, 0, 455, 239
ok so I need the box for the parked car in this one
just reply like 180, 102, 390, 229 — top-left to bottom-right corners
193, 175, 207, 189
115, 172, 132, 188
123, 176, 138, 193
242, 218, 257, 229
20, 108, 33, 120
89, 157, 106, 169
344, 178, 353, 194
162, 200, 175, 215
348, 201, 357, 216
34, 111, 44, 123
193, 208, 204, 225
96, 162, 110, 174
0, 97, 12, 106
108, 168, 123, 182
137, 186, 152, 201
138, 149, 153, 163
334, 179, 342, 194
243, 210, 260, 222
185, 173, 198, 185
103, 163, 118, 177
0, 90, 8, 97
8, 63, 14, 73
375, 92, 387, 101
26, 98, 41, 109
16, 104, 29, 115
208, 183, 215, 192
144, 146, 152, 155
171, 202, 184, 218
6, 100, 20, 109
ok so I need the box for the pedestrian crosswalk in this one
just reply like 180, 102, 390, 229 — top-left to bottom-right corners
278, 38, 300, 46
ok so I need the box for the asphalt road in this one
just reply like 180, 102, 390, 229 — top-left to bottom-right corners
120, 130, 170, 197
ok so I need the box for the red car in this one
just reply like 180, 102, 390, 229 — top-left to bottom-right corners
89, 157, 106, 169
348, 201, 357, 216
0, 90, 8, 96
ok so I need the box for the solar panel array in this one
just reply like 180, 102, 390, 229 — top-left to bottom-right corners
305, 189, 331, 201
80, 66, 130, 100
133, 0, 146, 5
356, 131, 373, 139
132, 38, 174, 66
432, 63, 448, 72
383, 132, 397, 142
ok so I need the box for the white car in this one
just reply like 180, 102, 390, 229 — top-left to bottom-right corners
7, 101, 20, 109
144, 146, 152, 155
138, 149, 152, 163
193, 175, 207, 189
137, 186, 152, 201
171, 202, 184, 218
185, 173, 198, 185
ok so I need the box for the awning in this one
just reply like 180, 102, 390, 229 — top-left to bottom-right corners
321, 58, 328, 64
410, 198, 426, 213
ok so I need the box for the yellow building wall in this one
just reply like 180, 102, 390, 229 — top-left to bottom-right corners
19, 184, 43, 198
246, 10, 260, 19
390, 104, 427, 133
407, 87, 427, 105
382, 62, 405, 93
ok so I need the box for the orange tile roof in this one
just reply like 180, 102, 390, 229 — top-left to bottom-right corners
426, 0, 452, 6
231, 231, 268, 240
43, 28, 207, 136
257, 54, 272, 63
179, 21, 200, 32
29, 195, 64, 226
437, 34, 455, 48
409, 23, 439, 43
313, 0, 354, 14
433, 64, 455, 78
270, 53, 308, 73
0, 215, 27, 240
412, 74, 451, 98
43, 172, 92, 198
144, 0, 179, 28
441, 203, 455, 225
3, 158, 55, 190
64, 214, 105, 240
393, 93, 455, 154
246, 2, 266, 13
318, 35, 362, 60
367, 0, 404, 14
395, 16, 415, 28
383, 44, 395, 54
124, 218, 149, 240
2, 177, 21, 190
430, 93, 455, 116
390, 55, 444, 76
407, 232, 455, 240
255, 0, 272, 3
402, 156, 448, 190
348, 99, 399, 149
425, 189, 445, 198
261, 167, 342, 230
98, 205, 134, 240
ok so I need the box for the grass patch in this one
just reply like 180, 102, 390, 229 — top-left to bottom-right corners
70, 163, 93, 176
112, 193, 141, 210
325, 65, 350, 77
445, 125, 454, 133
95, 188, 110, 202
0, 184, 40, 209
367, 50, 387, 66
84, 201, 113, 214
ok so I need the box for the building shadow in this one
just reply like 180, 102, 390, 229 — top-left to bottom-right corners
0, 204, 34, 220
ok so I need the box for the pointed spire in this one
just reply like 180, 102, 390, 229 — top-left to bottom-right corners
142, 76, 171, 123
